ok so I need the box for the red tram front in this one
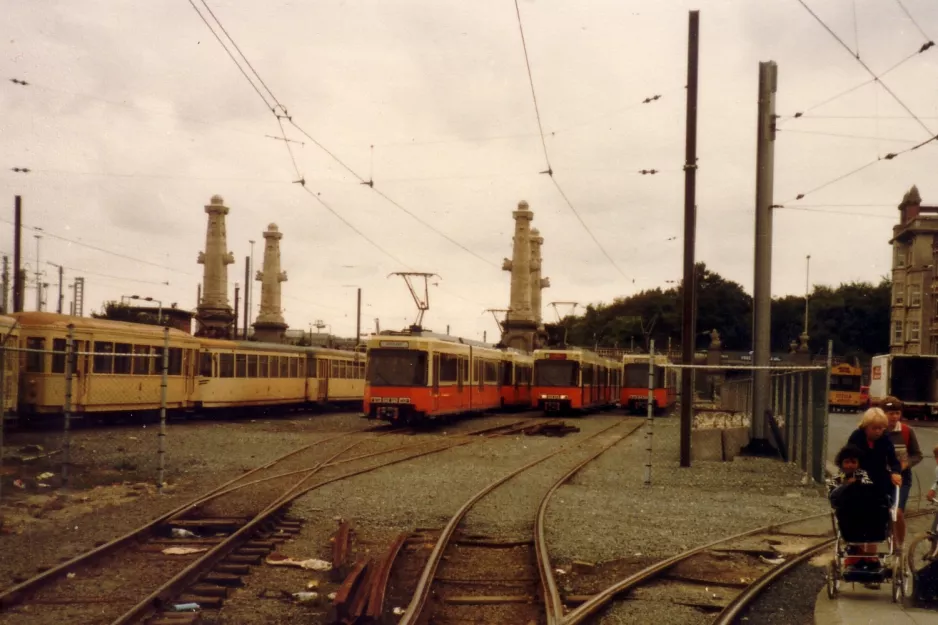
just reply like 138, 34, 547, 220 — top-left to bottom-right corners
531, 349, 619, 415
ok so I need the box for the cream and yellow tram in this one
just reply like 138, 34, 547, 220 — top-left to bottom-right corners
194, 340, 366, 411
0, 315, 20, 419
308, 347, 366, 405
14, 312, 199, 418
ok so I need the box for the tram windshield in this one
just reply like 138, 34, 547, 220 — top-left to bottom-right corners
624, 364, 665, 388
367, 349, 428, 387
534, 360, 579, 387
830, 374, 861, 392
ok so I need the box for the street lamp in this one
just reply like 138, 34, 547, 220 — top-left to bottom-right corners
122, 294, 163, 324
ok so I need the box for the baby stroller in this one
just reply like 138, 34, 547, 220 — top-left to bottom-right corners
826, 479, 904, 602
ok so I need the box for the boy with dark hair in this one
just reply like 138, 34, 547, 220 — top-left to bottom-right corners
882, 396, 922, 549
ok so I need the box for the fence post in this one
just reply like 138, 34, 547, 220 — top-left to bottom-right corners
0, 342, 5, 505
62, 324, 75, 489
786, 373, 795, 463
644, 340, 655, 486
158, 327, 169, 494
822, 340, 833, 481
796, 372, 806, 471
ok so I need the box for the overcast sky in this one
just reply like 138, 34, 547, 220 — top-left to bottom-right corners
3, 0, 937, 342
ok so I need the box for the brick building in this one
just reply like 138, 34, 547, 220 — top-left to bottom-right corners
890, 185, 938, 354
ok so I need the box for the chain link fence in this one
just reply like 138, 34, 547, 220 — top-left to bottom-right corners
1, 325, 171, 504
662, 361, 830, 484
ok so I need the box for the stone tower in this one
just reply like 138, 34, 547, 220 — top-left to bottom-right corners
252, 223, 288, 343
196, 195, 235, 338
530, 227, 550, 348
501, 200, 537, 352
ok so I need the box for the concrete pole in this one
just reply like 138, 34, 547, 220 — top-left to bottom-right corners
13, 197, 22, 313
34, 235, 42, 311
243, 256, 250, 339
56, 265, 63, 314
679, 10, 700, 468
1, 256, 8, 314
356, 288, 362, 346
750, 60, 777, 451
803, 254, 811, 334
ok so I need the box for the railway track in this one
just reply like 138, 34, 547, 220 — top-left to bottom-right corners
560, 508, 934, 624
361, 417, 645, 625
0, 415, 545, 624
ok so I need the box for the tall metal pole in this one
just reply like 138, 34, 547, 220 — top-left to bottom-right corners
56, 265, 63, 314
803, 254, 811, 334
644, 339, 656, 486
750, 60, 778, 452
233, 283, 240, 340
1, 256, 8, 314
243, 255, 250, 340
679, 10, 700, 468
13, 197, 23, 313
62, 324, 75, 488
157, 327, 169, 493
248, 240, 255, 339
356, 288, 362, 347
34, 234, 42, 311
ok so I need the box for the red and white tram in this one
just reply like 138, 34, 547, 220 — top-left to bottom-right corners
531, 348, 620, 414
364, 333, 525, 424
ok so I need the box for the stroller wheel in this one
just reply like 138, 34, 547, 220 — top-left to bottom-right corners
827, 560, 840, 599
893, 560, 904, 603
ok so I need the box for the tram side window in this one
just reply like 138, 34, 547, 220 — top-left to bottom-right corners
94, 341, 114, 374
270, 356, 280, 378
247, 355, 258, 378
298, 358, 305, 378
51, 338, 67, 374
290, 357, 299, 378
200, 352, 214, 377
25, 337, 46, 373
114, 343, 132, 374
259, 355, 269, 378
167, 349, 183, 376
235, 354, 247, 378
132, 345, 150, 375
439, 354, 459, 383
331, 360, 340, 378
461, 358, 469, 382
219, 353, 234, 378
484, 361, 498, 383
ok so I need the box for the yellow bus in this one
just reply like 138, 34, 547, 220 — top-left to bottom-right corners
829, 362, 864, 412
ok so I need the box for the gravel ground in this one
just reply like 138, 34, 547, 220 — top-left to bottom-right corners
212, 415, 635, 623
538, 416, 831, 624
0, 411, 378, 589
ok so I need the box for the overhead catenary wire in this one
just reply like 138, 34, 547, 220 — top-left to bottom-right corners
187, 0, 496, 273
894, 0, 932, 42
779, 46, 932, 123
779, 132, 938, 203
511, 0, 630, 282
0, 217, 194, 276
793, 0, 935, 137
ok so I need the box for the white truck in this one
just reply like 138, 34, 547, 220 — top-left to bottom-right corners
869, 354, 938, 419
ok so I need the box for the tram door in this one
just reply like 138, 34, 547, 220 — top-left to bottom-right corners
317, 358, 329, 402
432, 354, 441, 412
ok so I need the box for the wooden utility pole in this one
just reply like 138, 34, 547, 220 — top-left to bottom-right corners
13, 197, 23, 313
679, 10, 700, 468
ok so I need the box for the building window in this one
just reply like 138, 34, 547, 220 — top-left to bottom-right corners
910, 320, 921, 342
895, 283, 905, 305
894, 320, 904, 343
910, 284, 922, 307
895, 245, 906, 268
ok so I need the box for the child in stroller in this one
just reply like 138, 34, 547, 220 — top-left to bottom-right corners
827, 445, 903, 599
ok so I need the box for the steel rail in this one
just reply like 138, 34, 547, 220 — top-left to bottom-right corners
536, 420, 645, 625
711, 538, 831, 625
711, 507, 934, 625
561, 512, 832, 624
0, 427, 370, 609
109, 418, 545, 624
397, 418, 637, 625
168, 418, 534, 518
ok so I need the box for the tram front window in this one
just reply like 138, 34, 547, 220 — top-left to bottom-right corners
367, 349, 428, 387
534, 360, 579, 386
